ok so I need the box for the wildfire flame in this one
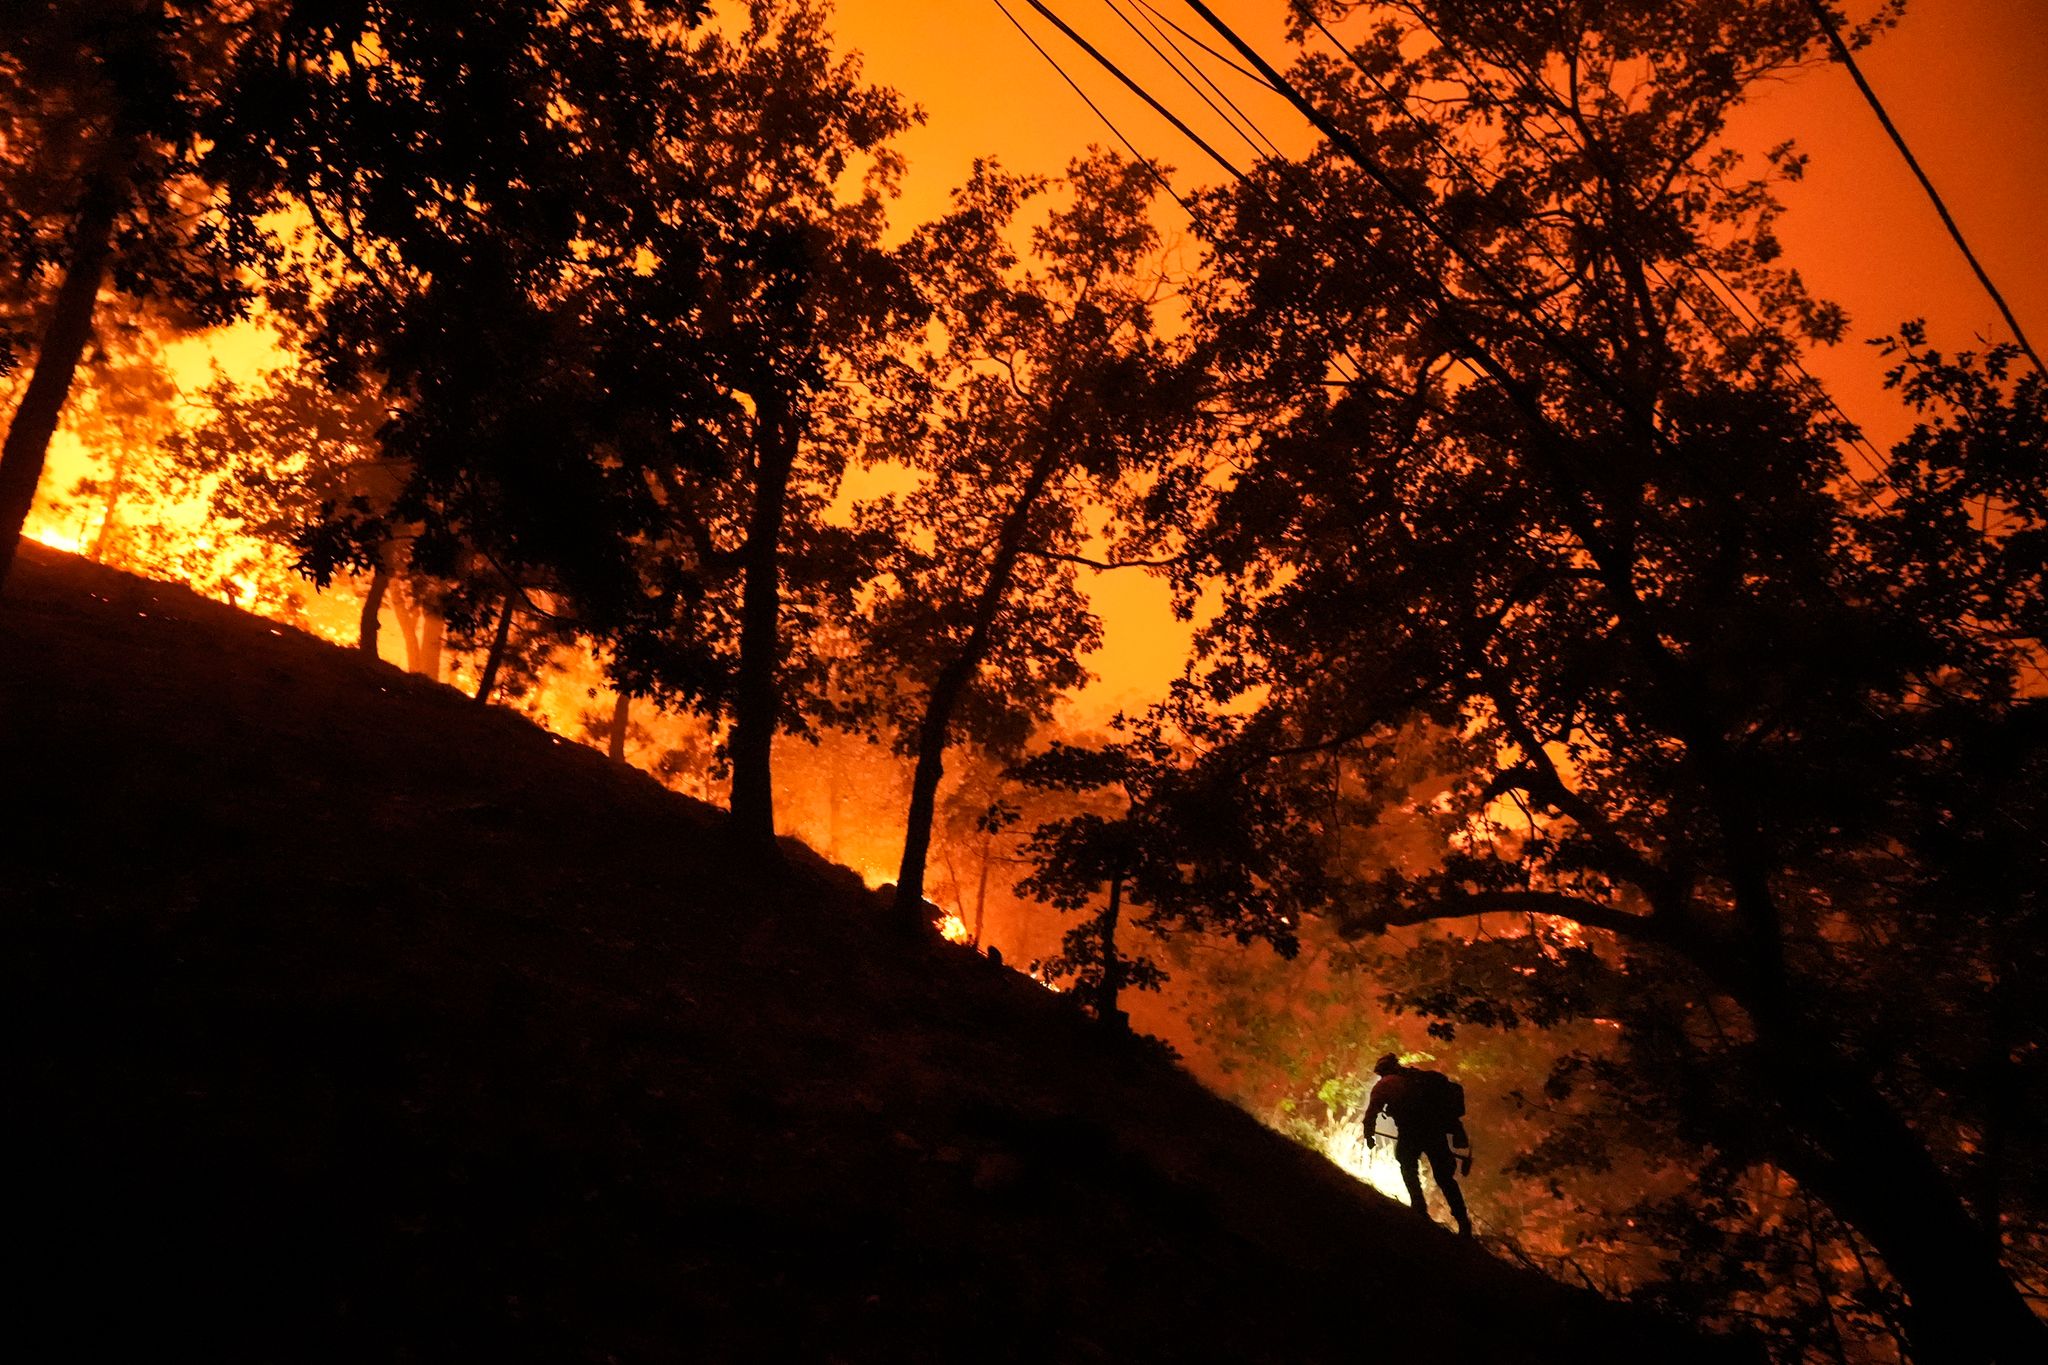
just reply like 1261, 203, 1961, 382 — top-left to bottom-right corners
25, 523, 89, 556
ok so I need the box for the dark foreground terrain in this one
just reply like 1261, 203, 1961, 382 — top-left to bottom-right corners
3, 543, 1736, 1362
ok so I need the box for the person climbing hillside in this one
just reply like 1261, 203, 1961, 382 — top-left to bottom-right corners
1362, 1053, 1473, 1237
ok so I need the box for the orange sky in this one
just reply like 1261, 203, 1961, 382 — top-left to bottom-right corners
831, 1, 2044, 416
36, 1, 2044, 719
826, 0, 2047, 714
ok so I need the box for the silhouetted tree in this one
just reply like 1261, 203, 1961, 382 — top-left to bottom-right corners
0, 0, 281, 591
627, 0, 919, 852
1010, 723, 1315, 1029
858, 152, 1198, 930
276, 0, 915, 851
173, 355, 414, 653
1175, 2, 2039, 1357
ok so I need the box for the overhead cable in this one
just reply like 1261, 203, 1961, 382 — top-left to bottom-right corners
1018, 0, 1245, 181
988, 0, 1200, 222
1130, 0, 1275, 92
1125, 0, 1286, 160
1801, 0, 2041, 374
1305, 10, 1898, 501
1101, 0, 1273, 164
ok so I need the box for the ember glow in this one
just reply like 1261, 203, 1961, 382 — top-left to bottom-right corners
1290, 1104, 1416, 1207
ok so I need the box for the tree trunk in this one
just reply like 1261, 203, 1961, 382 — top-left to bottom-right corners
88, 445, 131, 563
893, 693, 961, 932
1098, 872, 1127, 1031
474, 592, 516, 705
607, 691, 631, 763
727, 397, 799, 851
0, 171, 124, 595
1764, 1042, 2047, 1364
1714, 851, 2039, 1360
393, 580, 423, 672
419, 607, 445, 681
890, 446, 1063, 926
971, 834, 992, 949
358, 560, 391, 657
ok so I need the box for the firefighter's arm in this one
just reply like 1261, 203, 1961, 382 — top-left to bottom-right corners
1361, 1083, 1388, 1143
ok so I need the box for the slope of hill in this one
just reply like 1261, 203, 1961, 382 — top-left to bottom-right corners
3, 542, 1738, 1363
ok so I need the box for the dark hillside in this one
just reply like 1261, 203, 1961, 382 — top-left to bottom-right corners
3, 542, 1736, 1363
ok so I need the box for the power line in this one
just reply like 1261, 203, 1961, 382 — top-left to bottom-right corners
1801, 0, 2042, 375
1125, 0, 1285, 161
1018, 0, 1245, 181
988, 0, 1200, 223
1303, 10, 1899, 502
1129, 0, 1274, 92
993, 0, 1377, 390
1091, 1, 1418, 394
1100, 0, 1272, 164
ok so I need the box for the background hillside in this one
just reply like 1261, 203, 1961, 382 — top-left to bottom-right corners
4, 543, 1733, 1363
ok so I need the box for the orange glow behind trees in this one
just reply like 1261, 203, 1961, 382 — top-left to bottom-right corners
9, 5, 2047, 1360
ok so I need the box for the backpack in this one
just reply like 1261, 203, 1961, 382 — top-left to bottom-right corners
1410, 1068, 1466, 1134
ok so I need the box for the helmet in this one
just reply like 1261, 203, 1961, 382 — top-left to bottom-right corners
1372, 1052, 1402, 1076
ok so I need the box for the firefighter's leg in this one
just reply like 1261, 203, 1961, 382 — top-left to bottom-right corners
1425, 1140, 1472, 1236
1394, 1141, 1429, 1216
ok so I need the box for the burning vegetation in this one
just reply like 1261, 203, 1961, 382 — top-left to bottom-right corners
4, 2, 2045, 1361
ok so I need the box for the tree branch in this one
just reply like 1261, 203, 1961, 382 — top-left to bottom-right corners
1020, 546, 1183, 571
1372, 887, 1669, 945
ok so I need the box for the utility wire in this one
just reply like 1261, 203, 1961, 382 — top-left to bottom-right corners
1304, 10, 1898, 502
1018, 0, 1245, 181
995, 0, 1373, 389
1129, 2, 1499, 398
989, 0, 1200, 223
1116, 0, 1389, 391
1112, 1, 1446, 395
1801, 0, 2042, 375
1127, 0, 1286, 160
1130, 0, 1275, 91
1101, 0, 1273, 164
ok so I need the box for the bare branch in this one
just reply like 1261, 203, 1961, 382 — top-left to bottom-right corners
1372, 887, 1668, 944
1020, 546, 1183, 571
